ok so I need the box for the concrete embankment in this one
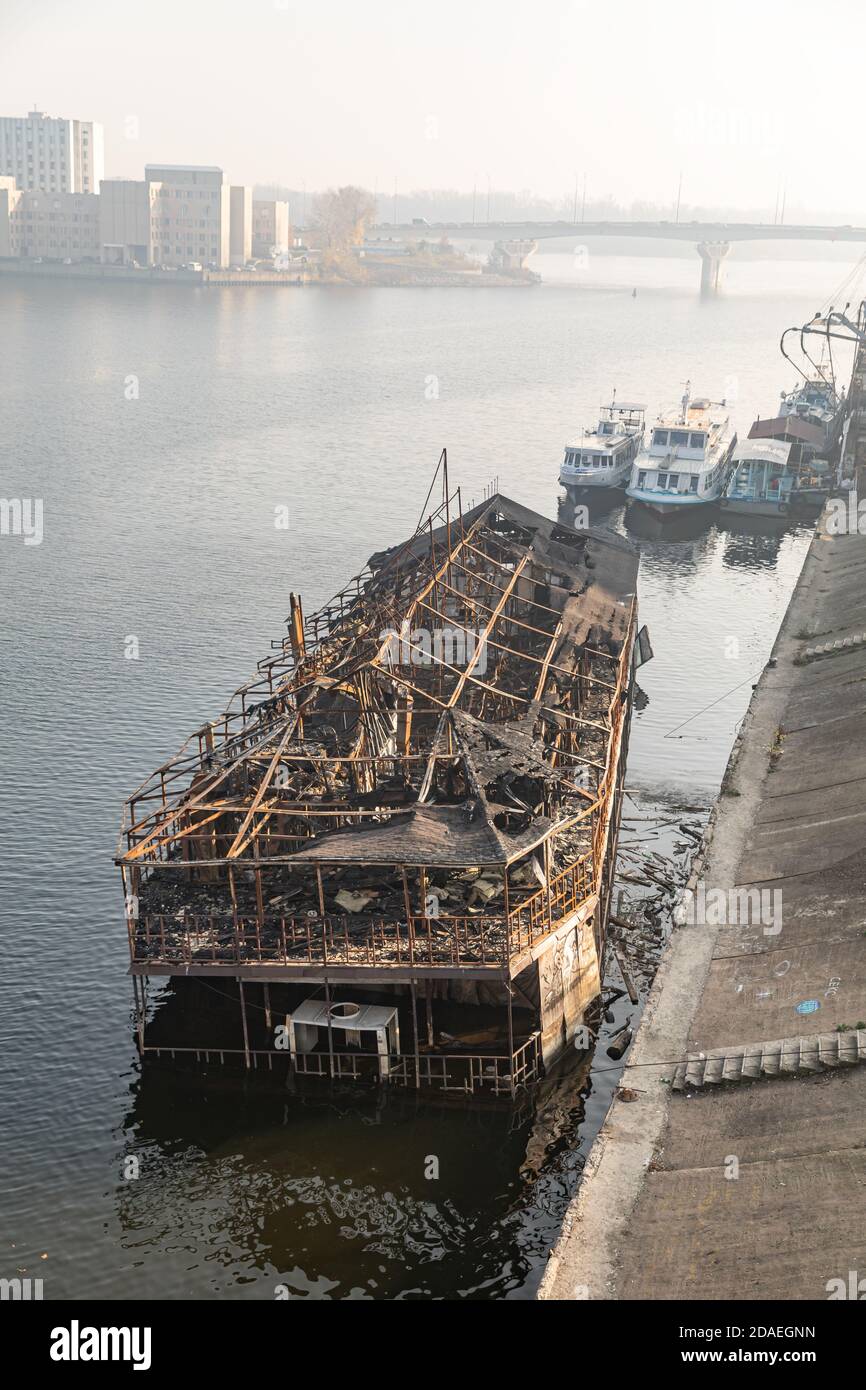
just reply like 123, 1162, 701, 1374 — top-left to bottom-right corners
540, 512, 866, 1301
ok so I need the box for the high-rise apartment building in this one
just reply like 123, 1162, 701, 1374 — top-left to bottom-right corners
0, 111, 104, 193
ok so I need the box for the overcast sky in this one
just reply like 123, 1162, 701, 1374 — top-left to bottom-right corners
2, 0, 862, 217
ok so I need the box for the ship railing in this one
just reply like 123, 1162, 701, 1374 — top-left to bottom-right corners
130, 867, 598, 971
505, 855, 593, 958
138, 1032, 542, 1095
130, 910, 512, 970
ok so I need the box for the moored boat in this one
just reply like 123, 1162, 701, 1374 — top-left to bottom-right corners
560, 398, 645, 491
625, 385, 736, 516
720, 439, 794, 517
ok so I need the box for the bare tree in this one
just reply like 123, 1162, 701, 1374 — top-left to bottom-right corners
311, 186, 377, 252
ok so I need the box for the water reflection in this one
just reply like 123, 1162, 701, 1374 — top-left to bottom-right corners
116, 1045, 605, 1300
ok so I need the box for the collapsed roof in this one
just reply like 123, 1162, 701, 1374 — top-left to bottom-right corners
118, 492, 638, 874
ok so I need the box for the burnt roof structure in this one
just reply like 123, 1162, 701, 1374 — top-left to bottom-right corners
118, 490, 638, 983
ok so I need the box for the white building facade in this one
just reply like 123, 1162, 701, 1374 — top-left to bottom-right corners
0, 111, 104, 194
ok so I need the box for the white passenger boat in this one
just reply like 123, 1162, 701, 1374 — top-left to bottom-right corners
560, 399, 645, 491
626, 386, 737, 516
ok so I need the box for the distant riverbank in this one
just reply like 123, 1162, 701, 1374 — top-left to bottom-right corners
0, 257, 537, 290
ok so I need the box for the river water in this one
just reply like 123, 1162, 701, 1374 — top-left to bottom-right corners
0, 244, 857, 1299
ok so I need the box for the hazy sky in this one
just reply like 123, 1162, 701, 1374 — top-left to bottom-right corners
2, 0, 863, 217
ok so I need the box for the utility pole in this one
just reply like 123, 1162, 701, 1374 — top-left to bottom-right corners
581, 173, 587, 223
486, 173, 492, 222
675, 170, 683, 224
779, 183, 787, 226
573, 172, 579, 224
472, 180, 477, 226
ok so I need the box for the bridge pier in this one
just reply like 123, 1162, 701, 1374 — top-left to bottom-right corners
697, 240, 731, 296
488, 238, 538, 273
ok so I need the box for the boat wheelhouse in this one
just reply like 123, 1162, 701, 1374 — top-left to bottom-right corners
626, 387, 737, 515
780, 378, 840, 434
560, 400, 646, 491
720, 438, 794, 516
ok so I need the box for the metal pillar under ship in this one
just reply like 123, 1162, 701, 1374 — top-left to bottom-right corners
117, 489, 642, 1100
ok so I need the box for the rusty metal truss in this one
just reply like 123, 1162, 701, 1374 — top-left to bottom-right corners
117, 486, 639, 979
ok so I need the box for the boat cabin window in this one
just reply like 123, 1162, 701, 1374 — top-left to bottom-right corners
668, 473, 680, 489
658, 472, 668, 488
637, 471, 646, 488
670, 430, 689, 446
653, 430, 669, 447
689, 432, 705, 448
689, 474, 699, 492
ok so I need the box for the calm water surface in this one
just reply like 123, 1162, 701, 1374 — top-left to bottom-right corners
0, 249, 854, 1298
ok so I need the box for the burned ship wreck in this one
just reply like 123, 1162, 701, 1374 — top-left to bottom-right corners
118, 490, 644, 1098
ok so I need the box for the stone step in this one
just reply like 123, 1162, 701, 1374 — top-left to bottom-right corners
670, 1030, 866, 1094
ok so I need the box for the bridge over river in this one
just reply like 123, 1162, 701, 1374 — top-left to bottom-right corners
374, 221, 866, 294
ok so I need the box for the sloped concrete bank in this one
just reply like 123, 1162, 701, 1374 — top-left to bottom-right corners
540, 515, 866, 1301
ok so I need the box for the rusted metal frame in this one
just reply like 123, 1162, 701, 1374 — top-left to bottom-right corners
435, 554, 523, 614
382, 517, 498, 659
380, 632, 536, 707
532, 620, 564, 703
410, 980, 421, 1088
414, 597, 575, 679
230, 809, 278, 862
323, 977, 336, 1076
444, 555, 529, 708
307, 490, 462, 642
371, 665, 450, 710
462, 530, 542, 574
454, 548, 564, 617
241, 750, 435, 766
126, 514, 474, 851
436, 579, 555, 641
238, 979, 251, 1068
121, 798, 227, 862
121, 721, 296, 859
